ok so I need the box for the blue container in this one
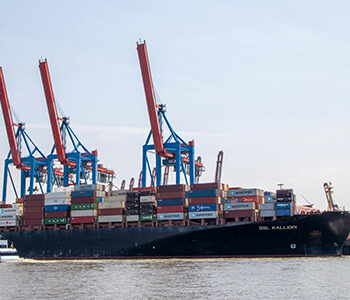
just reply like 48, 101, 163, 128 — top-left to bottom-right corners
45, 204, 70, 212
264, 191, 272, 196
157, 198, 186, 206
71, 190, 94, 198
188, 189, 218, 198
275, 209, 292, 217
189, 204, 218, 212
275, 202, 293, 210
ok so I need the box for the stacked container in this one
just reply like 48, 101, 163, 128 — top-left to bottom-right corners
70, 184, 104, 224
139, 189, 156, 222
188, 183, 225, 220
264, 191, 277, 203
44, 191, 71, 225
124, 191, 140, 222
98, 193, 125, 223
157, 184, 188, 221
0, 207, 18, 227
224, 188, 262, 221
275, 189, 296, 217
23, 194, 45, 226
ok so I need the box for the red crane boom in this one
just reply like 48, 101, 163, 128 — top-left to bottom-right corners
38, 59, 70, 166
136, 41, 173, 159
0, 67, 25, 169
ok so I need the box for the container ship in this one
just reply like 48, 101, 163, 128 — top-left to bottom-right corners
0, 183, 349, 259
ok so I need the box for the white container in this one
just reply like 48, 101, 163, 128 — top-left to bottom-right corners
0, 208, 17, 214
157, 213, 185, 220
104, 196, 125, 202
227, 188, 264, 197
109, 193, 127, 201
260, 210, 276, 217
140, 195, 155, 203
98, 215, 123, 223
0, 213, 16, 220
99, 201, 125, 209
45, 198, 71, 206
0, 220, 17, 226
54, 186, 75, 193
45, 192, 71, 200
224, 203, 255, 211
126, 215, 139, 222
189, 211, 218, 219
260, 203, 275, 210
71, 210, 97, 217
74, 184, 103, 192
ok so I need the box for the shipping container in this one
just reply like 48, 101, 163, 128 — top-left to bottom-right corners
157, 205, 186, 213
71, 210, 97, 217
224, 210, 256, 218
188, 204, 219, 212
190, 182, 224, 191
23, 206, 44, 214
74, 183, 103, 191
23, 200, 44, 207
140, 195, 155, 203
125, 209, 139, 215
0, 208, 17, 214
157, 198, 187, 206
71, 203, 97, 210
98, 208, 124, 216
23, 212, 44, 219
98, 215, 123, 223
224, 198, 241, 204
157, 191, 186, 199
71, 216, 95, 224
71, 190, 95, 198
188, 197, 222, 205
188, 189, 220, 198
45, 198, 70, 206
44, 204, 70, 212
275, 202, 293, 210
23, 219, 43, 226
157, 213, 185, 220
276, 209, 292, 217
0, 219, 17, 226
260, 210, 276, 217
98, 201, 124, 209
126, 215, 139, 222
45, 192, 71, 200
224, 202, 255, 211
265, 196, 277, 203
227, 188, 264, 197
260, 203, 275, 210
189, 211, 218, 219
157, 184, 188, 193
140, 214, 153, 221
45, 211, 69, 218
23, 194, 45, 201
44, 217, 67, 225
70, 197, 97, 204
0, 213, 16, 220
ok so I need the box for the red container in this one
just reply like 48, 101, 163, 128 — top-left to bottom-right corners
23, 218, 42, 226
70, 197, 96, 204
23, 194, 45, 201
190, 183, 224, 191
23, 206, 44, 213
45, 211, 69, 218
0, 204, 13, 208
23, 212, 44, 219
71, 216, 95, 224
157, 184, 187, 193
224, 210, 255, 218
98, 208, 124, 216
235, 196, 262, 203
189, 197, 221, 205
157, 191, 186, 199
157, 205, 186, 213
16, 198, 24, 203
24, 199, 44, 207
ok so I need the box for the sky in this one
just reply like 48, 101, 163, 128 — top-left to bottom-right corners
1, 1, 350, 210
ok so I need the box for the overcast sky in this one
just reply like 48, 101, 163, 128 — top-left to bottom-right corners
1, 1, 350, 210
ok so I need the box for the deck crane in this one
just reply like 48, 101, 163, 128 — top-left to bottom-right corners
0, 67, 62, 202
38, 59, 115, 192
214, 151, 224, 183
323, 182, 339, 211
137, 40, 204, 187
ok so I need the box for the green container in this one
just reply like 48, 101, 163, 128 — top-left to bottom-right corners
71, 203, 97, 210
140, 214, 153, 221
44, 217, 67, 225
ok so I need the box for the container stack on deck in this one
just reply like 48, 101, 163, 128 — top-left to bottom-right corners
44, 191, 71, 225
156, 184, 188, 221
98, 192, 125, 223
22, 194, 45, 226
224, 188, 263, 221
275, 189, 296, 217
70, 184, 104, 224
139, 189, 156, 222
0, 207, 18, 227
124, 191, 140, 222
188, 183, 225, 222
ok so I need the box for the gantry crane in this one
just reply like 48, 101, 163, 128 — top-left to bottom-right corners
0, 67, 61, 202
38, 59, 115, 192
324, 182, 339, 211
136, 40, 204, 187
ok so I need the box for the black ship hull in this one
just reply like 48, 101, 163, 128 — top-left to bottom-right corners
3, 212, 350, 259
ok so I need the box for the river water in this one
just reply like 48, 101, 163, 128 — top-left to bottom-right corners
1, 257, 349, 299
